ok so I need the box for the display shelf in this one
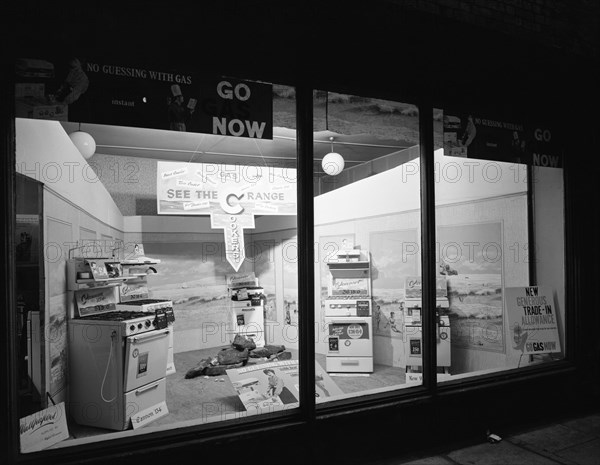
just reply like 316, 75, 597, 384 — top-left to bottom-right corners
121, 260, 161, 266
70, 281, 122, 292
327, 261, 370, 270
75, 277, 128, 284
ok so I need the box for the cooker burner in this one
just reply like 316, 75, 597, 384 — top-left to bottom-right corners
81, 311, 150, 321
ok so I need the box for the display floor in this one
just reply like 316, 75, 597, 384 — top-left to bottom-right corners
67, 346, 407, 440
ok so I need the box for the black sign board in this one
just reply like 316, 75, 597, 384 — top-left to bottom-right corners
15, 57, 273, 139
443, 110, 562, 168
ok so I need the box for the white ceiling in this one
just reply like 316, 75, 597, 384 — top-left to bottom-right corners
59, 122, 413, 174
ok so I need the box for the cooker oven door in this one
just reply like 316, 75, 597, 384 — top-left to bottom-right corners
124, 328, 170, 392
325, 317, 373, 357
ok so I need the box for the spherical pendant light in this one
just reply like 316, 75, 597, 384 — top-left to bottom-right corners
322, 137, 345, 176
322, 152, 345, 176
69, 130, 96, 159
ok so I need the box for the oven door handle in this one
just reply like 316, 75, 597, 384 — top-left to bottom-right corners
132, 328, 170, 344
135, 380, 161, 396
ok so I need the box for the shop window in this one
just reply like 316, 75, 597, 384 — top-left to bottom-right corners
434, 109, 565, 382
14, 63, 300, 451
313, 91, 424, 403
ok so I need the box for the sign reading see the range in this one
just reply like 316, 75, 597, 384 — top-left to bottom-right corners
157, 161, 296, 271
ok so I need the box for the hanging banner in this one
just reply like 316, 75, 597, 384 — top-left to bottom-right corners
443, 110, 562, 167
15, 57, 273, 139
156, 161, 297, 215
505, 286, 561, 355
156, 161, 296, 271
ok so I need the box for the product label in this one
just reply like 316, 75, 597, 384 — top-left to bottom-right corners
356, 300, 371, 316
328, 337, 339, 352
409, 339, 422, 356
131, 401, 169, 430
329, 323, 369, 340
137, 352, 149, 378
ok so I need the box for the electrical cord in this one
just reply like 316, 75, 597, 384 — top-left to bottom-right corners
100, 331, 117, 403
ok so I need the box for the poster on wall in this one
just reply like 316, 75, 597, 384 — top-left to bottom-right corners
16, 214, 39, 264
505, 286, 561, 355
142, 241, 252, 348
437, 222, 505, 353
443, 110, 562, 168
15, 57, 273, 139
370, 229, 419, 338
252, 240, 278, 322
45, 223, 71, 405
156, 161, 296, 271
282, 238, 299, 326
47, 299, 68, 401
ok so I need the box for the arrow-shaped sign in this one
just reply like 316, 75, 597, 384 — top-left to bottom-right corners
210, 213, 256, 271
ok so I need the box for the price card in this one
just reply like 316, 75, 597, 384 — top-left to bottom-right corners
131, 401, 169, 429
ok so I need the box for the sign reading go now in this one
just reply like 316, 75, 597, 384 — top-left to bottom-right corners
157, 161, 296, 271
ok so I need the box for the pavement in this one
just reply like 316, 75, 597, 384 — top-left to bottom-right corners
373, 410, 600, 465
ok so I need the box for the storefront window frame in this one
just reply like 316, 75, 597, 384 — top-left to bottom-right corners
2, 67, 577, 463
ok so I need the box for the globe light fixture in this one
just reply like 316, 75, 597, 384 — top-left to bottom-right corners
322, 137, 345, 176
69, 126, 96, 159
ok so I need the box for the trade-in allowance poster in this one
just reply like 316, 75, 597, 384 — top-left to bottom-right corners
505, 286, 561, 355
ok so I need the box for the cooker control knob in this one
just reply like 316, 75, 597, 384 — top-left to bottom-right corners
138, 323, 143, 329
145, 320, 151, 327
129, 325, 135, 332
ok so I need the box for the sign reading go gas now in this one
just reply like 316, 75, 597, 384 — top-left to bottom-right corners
157, 161, 296, 271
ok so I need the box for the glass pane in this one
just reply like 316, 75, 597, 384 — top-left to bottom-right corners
435, 109, 565, 383
15, 70, 299, 449
313, 91, 423, 404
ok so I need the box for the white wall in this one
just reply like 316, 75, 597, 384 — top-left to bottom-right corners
315, 149, 527, 225
313, 149, 535, 374
16, 118, 124, 230
17, 118, 125, 406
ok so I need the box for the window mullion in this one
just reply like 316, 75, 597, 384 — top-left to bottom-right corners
419, 102, 437, 391
296, 85, 316, 420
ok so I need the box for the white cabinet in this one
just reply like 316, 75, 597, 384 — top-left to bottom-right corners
227, 274, 265, 347
401, 276, 452, 375
324, 249, 374, 373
